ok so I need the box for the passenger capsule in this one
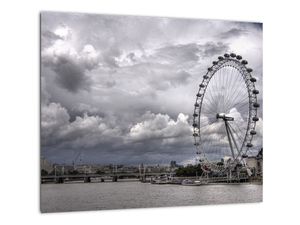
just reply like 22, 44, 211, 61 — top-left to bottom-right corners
193, 123, 198, 127
212, 61, 218, 65
199, 84, 205, 88
218, 56, 224, 60
253, 102, 260, 108
196, 93, 202, 97
230, 53, 236, 58
236, 55, 242, 60
242, 154, 248, 158
246, 68, 253, 73
252, 116, 259, 122
246, 143, 253, 148
250, 77, 257, 82
224, 53, 230, 58
208, 67, 212, 71
250, 130, 257, 135
203, 75, 209, 79
193, 133, 199, 137
194, 103, 199, 107
193, 113, 198, 117
252, 89, 259, 94
241, 60, 248, 65
194, 143, 199, 146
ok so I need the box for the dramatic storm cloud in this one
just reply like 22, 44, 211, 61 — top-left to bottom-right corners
41, 12, 263, 165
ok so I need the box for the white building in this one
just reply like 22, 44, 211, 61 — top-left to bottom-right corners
41, 158, 53, 174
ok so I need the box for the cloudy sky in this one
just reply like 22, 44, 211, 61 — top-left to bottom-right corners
41, 12, 262, 165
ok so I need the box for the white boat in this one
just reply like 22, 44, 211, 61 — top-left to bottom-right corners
151, 174, 169, 184
151, 174, 180, 184
181, 179, 202, 186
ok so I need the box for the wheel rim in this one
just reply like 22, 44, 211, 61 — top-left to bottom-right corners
193, 54, 259, 172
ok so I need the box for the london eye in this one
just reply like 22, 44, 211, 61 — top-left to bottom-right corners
192, 53, 260, 173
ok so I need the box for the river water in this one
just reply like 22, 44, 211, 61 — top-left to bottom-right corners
40, 182, 262, 213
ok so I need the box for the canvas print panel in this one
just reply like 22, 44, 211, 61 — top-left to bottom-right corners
40, 11, 263, 213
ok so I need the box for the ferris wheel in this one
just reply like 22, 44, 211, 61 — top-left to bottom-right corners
192, 53, 260, 173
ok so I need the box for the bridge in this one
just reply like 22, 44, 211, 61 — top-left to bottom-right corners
41, 172, 171, 184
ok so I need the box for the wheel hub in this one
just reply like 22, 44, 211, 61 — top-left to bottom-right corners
216, 113, 234, 121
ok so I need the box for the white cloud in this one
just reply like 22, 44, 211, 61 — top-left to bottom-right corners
128, 112, 192, 142
41, 102, 122, 149
41, 102, 70, 143
80, 44, 100, 70
54, 24, 72, 40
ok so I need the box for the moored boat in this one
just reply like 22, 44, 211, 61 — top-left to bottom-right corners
181, 179, 202, 186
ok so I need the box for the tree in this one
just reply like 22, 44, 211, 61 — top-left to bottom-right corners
96, 169, 105, 175
175, 164, 203, 177
69, 170, 79, 175
41, 169, 48, 176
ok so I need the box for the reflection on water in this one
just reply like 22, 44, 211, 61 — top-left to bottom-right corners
40, 182, 262, 213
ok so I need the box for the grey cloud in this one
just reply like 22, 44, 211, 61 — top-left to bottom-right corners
200, 42, 229, 57
127, 52, 137, 62
146, 67, 192, 90
105, 80, 116, 88
41, 43, 100, 93
102, 48, 121, 68
219, 28, 248, 39
236, 22, 262, 32
41, 30, 62, 47
52, 56, 90, 93
155, 43, 200, 64
153, 41, 229, 63
171, 70, 191, 86
41, 23, 101, 93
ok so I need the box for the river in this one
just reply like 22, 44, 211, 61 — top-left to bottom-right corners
40, 182, 262, 213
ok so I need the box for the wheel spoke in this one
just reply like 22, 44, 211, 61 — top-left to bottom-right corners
194, 57, 259, 172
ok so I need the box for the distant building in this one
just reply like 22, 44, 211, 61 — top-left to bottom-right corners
222, 156, 233, 167
41, 158, 53, 174
245, 156, 258, 175
52, 164, 72, 175
170, 161, 177, 168
245, 148, 263, 177
74, 165, 92, 174
257, 148, 263, 176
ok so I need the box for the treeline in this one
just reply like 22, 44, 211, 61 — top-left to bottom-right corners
41, 169, 89, 176
175, 164, 203, 177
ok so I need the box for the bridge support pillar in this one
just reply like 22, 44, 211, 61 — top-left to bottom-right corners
140, 176, 146, 182
56, 177, 64, 184
84, 176, 91, 183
